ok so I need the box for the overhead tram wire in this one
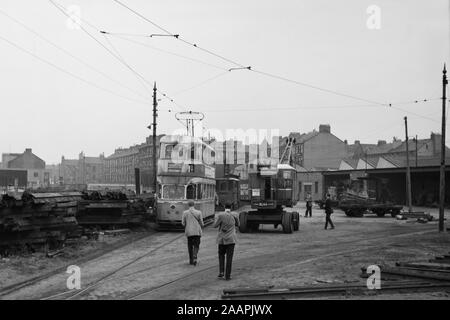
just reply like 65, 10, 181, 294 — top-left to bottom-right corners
50, 0, 212, 122
50, 0, 196, 129
100, 32, 230, 71
49, 0, 154, 96
109, 0, 388, 105
100, 33, 153, 97
111, 0, 245, 69
195, 97, 440, 119
110, 0, 445, 122
100, 32, 195, 126
0, 9, 151, 102
0, 34, 149, 106
170, 71, 231, 96
78, 0, 439, 129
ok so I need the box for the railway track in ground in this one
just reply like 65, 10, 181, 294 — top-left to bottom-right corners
124, 228, 438, 300
0, 230, 155, 299
39, 232, 186, 300
3, 226, 439, 300
221, 280, 450, 299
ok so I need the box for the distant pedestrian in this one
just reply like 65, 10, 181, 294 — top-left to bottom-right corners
305, 193, 312, 217
324, 194, 335, 230
214, 204, 239, 280
182, 200, 204, 266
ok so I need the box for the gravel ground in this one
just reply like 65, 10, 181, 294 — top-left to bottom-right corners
1, 204, 450, 300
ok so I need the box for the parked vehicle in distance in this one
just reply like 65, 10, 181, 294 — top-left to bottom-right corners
216, 175, 240, 211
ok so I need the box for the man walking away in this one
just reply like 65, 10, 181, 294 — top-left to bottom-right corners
324, 194, 335, 230
305, 193, 313, 217
214, 204, 239, 280
182, 200, 204, 266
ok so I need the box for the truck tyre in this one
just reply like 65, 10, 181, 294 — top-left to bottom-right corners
355, 209, 364, 217
239, 211, 248, 233
391, 209, 401, 217
376, 210, 386, 217
282, 212, 293, 234
292, 212, 300, 231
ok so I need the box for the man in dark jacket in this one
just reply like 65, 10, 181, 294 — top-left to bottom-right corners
305, 193, 312, 217
324, 194, 335, 230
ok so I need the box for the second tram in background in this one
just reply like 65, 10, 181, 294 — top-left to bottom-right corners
215, 175, 240, 211
156, 135, 216, 229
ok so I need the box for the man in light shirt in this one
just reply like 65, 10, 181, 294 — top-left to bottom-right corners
182, 200, 204, 266
213, 204, 239, 280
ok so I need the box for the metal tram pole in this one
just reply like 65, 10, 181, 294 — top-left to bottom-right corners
152, 82, 158, 195
439, 64, 448, 232
404, 116, 413, 213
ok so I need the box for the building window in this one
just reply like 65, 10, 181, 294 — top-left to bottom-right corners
299, 182, 302, 193
34, 172, 39, 178
314, 181, 319, 194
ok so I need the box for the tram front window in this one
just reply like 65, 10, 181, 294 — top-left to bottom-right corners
162, 185, 185, 200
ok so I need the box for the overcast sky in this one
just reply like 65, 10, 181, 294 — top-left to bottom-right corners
0, 0, 449, 164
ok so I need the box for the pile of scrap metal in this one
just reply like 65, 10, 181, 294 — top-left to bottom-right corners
76, 190, 147, 226
0, 191, 82, 251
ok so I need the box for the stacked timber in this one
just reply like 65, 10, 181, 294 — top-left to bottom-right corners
0, 191, 82, 250
76, 191, 147, 226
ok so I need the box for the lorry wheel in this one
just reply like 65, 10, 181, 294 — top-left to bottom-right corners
292, 212, 299, 231
376, 210, 386, 217
391, 209, 400, 217
239, 211, 248, 233
354, 209, 364, 217
282, 212, 293, 234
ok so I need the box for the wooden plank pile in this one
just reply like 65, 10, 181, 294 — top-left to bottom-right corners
76, 191, 147, 226
0, 191, 82, 251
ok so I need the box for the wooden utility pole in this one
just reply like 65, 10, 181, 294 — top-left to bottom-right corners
404, 116, 413, 213
152, 82, 158, 194
415, 135, 418, 167
439, 64, 448, 232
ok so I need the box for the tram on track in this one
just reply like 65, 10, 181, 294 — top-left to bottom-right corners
156, 135, 216, 229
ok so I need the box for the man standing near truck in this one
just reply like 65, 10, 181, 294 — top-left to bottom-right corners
305, 193, 313, 217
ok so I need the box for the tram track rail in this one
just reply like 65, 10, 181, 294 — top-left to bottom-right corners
0, 230, 155, 298
40, 233, 186, 300
2, 224, 439, 300
221, 280, 450, 299
124, 228, 437, 300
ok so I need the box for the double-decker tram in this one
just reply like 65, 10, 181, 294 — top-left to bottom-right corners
156, 135, 216, 229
